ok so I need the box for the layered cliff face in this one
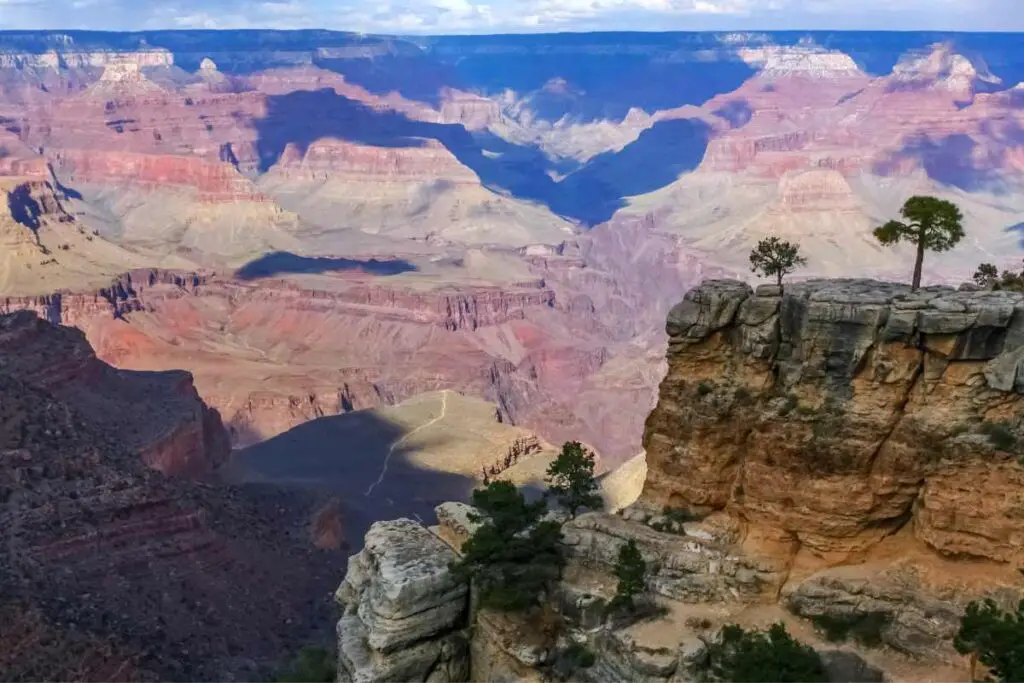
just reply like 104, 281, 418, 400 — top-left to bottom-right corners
0, 311, 342, 681
642, 279, 1024, 567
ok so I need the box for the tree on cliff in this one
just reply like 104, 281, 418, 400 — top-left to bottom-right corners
973, 261, 1024, 293
611, 539, 647, 611
749, 237, 807, 287
545, 441, 603, 519
452, 480, 565, 612
874, 196, 965, 291
707, 623, 829, 683
954, 598, 1024, 682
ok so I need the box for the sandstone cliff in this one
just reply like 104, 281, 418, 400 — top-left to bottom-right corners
643, 279, 1024, 568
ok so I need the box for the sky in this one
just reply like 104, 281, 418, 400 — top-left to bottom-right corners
0, 0, 1021, 33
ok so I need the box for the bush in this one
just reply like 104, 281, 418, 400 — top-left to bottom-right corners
954, 598, 1024, 682
275, 646, 336, 683
707, 623, 828, 683
697, 381, 715, 396
979, 422, 1017, 451
811, 612, 890, 647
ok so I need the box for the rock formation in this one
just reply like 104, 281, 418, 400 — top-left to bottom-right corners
337, 278, 1024, 682
336, 520, 470, 682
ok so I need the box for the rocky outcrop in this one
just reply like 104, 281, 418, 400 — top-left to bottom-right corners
643, 278, 1024, 565
335, 519, 469, 682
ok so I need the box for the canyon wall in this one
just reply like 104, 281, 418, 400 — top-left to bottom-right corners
642, 278, 1024, 568
0, 309, 228, 477
337, 278, 1024, 682
0, 310, 342, 681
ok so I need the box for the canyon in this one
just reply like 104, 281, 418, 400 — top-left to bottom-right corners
341, 278, 1024, 682
0, 30, 1023, 470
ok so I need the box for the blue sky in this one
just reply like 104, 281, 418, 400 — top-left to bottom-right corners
0, 0, 1021, 33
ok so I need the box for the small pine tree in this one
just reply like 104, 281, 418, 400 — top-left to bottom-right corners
612, 539, 647, 610
874, 196, 965, 291
708, 623, 828, 683
749, 237, 807, 288
954, 598, 1024, 682
545, 441, 603, 518
974, 263, 1000, 289
452, 480, 565, 612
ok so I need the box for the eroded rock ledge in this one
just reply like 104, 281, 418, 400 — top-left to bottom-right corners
644, 278, 1024, 565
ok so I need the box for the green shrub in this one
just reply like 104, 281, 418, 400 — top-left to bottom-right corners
663, 506, 699, 524
979, 422, 1017, 451
707, 623, 828, 683
795, 403, 817, 417
275, 646, 336, 683
955, 598, 1024, 682
735, 387, 753, 404
565, 643, 596, 669
697, 381, 715, 396
611, 539, 647, 611
546, 441, 602, 518
811, 612, 890, 647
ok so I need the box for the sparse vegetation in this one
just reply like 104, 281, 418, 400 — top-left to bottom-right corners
974, 261, 1024, 293
706, 623, 828, 683
749, 236, 807, 288
811, 612, 890, 647
274, 645, 336, 683
979, 422, 1017, 452
954, 598, 1024, 682
874, 196, 965, 291
611, 539, 647, 611
452, 480, 565, 612
697, 380, 715, 396
545, 441, 603, 518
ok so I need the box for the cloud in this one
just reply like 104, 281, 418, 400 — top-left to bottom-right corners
0, 0, 1021, 32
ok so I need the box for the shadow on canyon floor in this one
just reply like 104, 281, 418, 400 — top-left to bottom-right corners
235, 251, 418, 280
227, 408, 542, 549
253, 89, 711, 225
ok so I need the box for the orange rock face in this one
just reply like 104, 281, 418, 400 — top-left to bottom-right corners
642, 279, 1024, 567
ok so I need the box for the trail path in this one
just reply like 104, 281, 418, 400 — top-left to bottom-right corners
364, 390, 449, 497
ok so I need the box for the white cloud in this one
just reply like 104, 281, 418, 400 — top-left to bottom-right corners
0, 0, 1021, 32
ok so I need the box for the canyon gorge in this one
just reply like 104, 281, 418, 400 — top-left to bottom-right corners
1, 27, 1024, 680
1, 30, 1023, 469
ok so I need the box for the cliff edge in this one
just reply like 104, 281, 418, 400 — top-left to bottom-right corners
643, 278, 1024, 568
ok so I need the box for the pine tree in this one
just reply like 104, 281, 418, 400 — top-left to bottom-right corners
612, 539, 646, 610
954, 598, 1024, 682
452, 480, 565, 612
749, 237, 807, 287
874, 196, 965, 291
545, 441, 603, 518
